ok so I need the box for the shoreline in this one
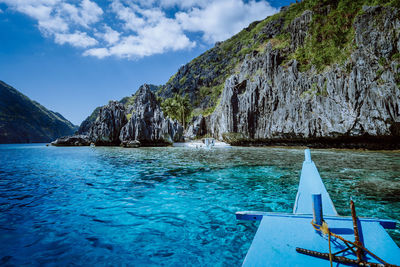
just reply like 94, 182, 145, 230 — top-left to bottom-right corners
241, 145, 400, 153
172, 140, 231, 148
1, 141, 400, 152
219, 136, 400, 151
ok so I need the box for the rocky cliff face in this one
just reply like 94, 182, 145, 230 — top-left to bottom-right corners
0, 81, 77, 143
77, 84, 160, 135
77, 107, 100, 135
88, 101, 127, 145
120, 85, 183, 146
204, 6, 400, 149
52, 84, 183, 146
54, 1, 400, 149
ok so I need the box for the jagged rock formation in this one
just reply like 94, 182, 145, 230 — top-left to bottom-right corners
0, 80, 77, 143
204, 5, 400, 149
53, 1, 400, 149
51, 135, 91, 146
52, 84, 183, 147
185, 115, 207, 140
77, 107, 101, 135
77, 84, 160, 135
88, 101, 127, 145
120, 140, 140, 148
120, 85, 183, 146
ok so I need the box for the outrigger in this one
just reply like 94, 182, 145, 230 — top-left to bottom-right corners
236, 149, 400, 266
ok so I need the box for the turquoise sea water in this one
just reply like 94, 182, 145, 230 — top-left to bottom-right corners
0, 144, 399, 266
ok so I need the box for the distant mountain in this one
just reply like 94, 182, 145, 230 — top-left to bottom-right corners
0, 81, 78, 143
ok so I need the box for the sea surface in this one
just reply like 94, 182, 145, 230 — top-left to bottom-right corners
0, 144, 399, 266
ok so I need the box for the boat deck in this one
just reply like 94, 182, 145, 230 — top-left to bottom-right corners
293, 151, 337, 216
241, 214, 399, 266
237, 149, 400, 266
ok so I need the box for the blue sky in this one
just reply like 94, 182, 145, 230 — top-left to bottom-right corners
0, 0, 295, 125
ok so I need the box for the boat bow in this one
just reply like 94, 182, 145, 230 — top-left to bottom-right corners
236, 149, 400, 266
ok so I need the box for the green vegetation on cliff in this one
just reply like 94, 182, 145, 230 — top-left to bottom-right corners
157, 0, 399, 116
290, 0, 398, 71
78, 84, 161, 134
161, 94, 192, 128
121, 84, 160, 107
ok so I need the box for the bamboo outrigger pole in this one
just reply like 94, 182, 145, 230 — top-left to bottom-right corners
296, 199, 400, 267
350, 199, 364, 263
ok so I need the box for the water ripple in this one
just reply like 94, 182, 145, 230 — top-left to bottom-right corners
0, 144, 399, 266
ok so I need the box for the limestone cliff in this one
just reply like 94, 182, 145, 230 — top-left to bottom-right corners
88, 101, 127, 145
52, 84, 183, 146
55, 0, 400, 149
119, 85, 183, 146
202, 5, 400, 149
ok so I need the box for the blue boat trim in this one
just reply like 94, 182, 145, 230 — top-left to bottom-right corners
293, 149, 338, 216
238, 149, 400, 266
235, 211, 397, 229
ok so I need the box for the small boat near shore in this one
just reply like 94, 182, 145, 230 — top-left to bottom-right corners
236, 149, 400, 266
173, 138, 230, 148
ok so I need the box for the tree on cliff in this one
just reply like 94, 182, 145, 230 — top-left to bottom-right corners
161, 94, 192, 128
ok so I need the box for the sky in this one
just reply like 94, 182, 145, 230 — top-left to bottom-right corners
0, 0, 295, 125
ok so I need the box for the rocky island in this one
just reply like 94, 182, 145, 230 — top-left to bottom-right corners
53, 0, 400, 149
52, 85, 184, 147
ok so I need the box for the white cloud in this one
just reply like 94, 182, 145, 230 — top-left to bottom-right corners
110, 0, 145, 31
79, 0, 103, 24
55, 31, 98, 47
95, 25, 120, 45
177, 0, 277, 43
84, 47, 110, 58
0, 0, 280, 59
2, 0, 56, 20
0, 0, 102, 46
159, 0, 210, 9
38, 15, 69, 35
61, 0, 103, 28
107, 17, 195, 58
105, 0, 195, 58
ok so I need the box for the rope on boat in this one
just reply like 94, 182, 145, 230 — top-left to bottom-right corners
296, 247, 390, 267
298, 200, 400, 267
